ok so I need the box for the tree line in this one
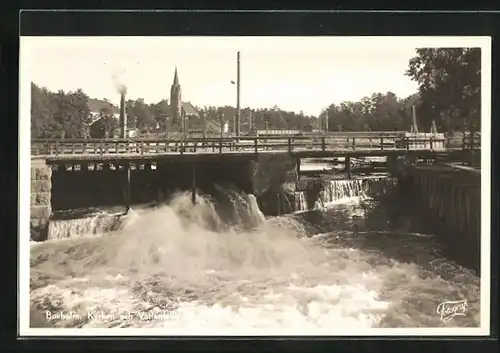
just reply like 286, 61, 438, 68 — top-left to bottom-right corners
319, 91, 419, 132
31, 47, 481, 139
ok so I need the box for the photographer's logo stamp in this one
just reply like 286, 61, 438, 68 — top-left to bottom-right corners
436, 300, 468, 322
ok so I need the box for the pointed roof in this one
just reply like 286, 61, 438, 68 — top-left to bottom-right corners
87, 99, 119, 115
173, 67, 179, 86
181, 102, 198, 116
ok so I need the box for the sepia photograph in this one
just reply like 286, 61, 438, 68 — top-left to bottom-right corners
19, 36, 490, 336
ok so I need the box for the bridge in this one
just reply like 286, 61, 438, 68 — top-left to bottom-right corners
30, 131, 482, 271
31, 131, 479, 162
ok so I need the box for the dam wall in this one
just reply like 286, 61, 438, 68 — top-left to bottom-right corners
398, 165, 481, 271
30, 155, 303, 238
30, 155, 401, 240
49, 160, 255, 211
32, 155, 483, 273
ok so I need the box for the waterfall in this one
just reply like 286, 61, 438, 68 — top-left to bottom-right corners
294, 191, 308, 212
315, 179, 367, 208
247, 194, 267, 225
47, 211, 129, 240
45, 187, 267, 241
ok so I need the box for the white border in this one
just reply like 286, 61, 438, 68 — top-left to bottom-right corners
18, 36, 492, 337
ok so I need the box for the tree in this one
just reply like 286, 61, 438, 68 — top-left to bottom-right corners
150, 99, 170, 131
130, 98, 155, 132
406, 48, 481, 133
32, 82, 423, 139
99, 107, 119, 138
31, 83, 57, 138
72, 89, 92, 138
124, 99, 137, 129
45, 88, 91, 139
322, 92, 415, 132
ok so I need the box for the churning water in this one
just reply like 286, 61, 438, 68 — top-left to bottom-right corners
29, 180, 480, 333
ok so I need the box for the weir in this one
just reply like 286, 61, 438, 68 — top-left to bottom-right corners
29, 149, 483, 273
398, 165, 481, 271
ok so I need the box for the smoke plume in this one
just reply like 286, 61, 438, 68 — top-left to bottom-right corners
111, 69, 128, 95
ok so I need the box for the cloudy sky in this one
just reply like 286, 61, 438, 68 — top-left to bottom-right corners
21, 36, 484, 116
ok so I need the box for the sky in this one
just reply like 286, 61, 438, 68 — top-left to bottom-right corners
20, 36, 484, 116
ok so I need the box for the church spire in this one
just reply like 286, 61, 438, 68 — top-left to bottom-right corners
173, 67, 179, 86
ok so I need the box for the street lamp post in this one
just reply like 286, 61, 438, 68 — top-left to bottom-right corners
230, 51, 241, 138
236, 51, 240, 137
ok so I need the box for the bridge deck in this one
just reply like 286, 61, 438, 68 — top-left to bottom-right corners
36, 149, 466, 164
30, 134, 478, 163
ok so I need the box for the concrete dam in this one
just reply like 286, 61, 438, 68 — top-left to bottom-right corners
30, 152, 481, 273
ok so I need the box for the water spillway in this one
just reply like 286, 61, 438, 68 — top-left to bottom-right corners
45, 177, 396, 240
30, 176, 480, 332
28, 153, 482, 333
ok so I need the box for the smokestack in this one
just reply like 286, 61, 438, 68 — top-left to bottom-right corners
120, 89, 127, 138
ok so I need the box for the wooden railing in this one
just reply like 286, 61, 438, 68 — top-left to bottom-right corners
31, 135, 451, 157
462, 132, 481, 151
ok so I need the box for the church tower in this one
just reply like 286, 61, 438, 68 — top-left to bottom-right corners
170, 67, 182, 131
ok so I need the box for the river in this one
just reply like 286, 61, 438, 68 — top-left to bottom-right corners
28, 173, 481, 334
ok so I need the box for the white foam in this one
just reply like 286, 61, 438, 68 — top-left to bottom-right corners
29, 189, 481, 333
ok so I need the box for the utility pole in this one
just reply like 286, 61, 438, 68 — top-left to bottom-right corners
236, 51, 241, 137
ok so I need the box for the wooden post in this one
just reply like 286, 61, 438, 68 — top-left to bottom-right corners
219, 112, 224, 154
276, 192, 281, 216
345, 155, 351, 179
156, 162, 163, 204
191, 163, 196, 204
470, 130, 475, 166
296, 158, 301, 180
124, 163, 131, 213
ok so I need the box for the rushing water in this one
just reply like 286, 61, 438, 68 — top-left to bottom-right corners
294, 192, 308, 212
29, 179, 480, 333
